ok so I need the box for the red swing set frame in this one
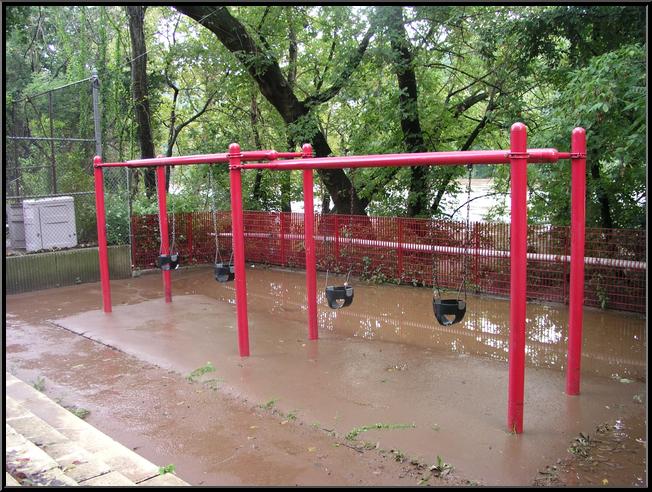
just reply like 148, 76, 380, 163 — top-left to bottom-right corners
93, 122, 587, 434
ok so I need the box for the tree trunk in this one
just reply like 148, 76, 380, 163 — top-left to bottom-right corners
126, 6, 156, 197
175, 5, 368, 214
383, 6, 429, 217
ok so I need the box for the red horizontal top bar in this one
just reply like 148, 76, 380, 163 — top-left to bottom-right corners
95, 150, 304, 168
96, 147, 572, 169
236, 148, 569, 171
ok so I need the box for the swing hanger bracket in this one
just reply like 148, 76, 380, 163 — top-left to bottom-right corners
507, 151, 530, 160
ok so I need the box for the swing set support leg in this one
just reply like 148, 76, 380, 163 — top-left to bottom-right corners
156, 165, 172, 303
566, 128, 587, 396
508, 122, 527, 434
93, 158, 112, 313
229, 144, 250, 357
302, 143, 318, 340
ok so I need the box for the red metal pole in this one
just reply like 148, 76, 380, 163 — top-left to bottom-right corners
229, 143, 250, 357
156, 165, 172, 303
397, 219, 404, 281
235, 148, 566, 172
508, 122, 528, 434
566, 128, 587, 395
93, 157, 112, 313
302, 144, 318, 340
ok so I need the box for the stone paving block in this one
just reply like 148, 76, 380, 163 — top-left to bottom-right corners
5, 424, 77, 486
5, 395, 30, 421
41, 440, 94, 468
65, 459, 113, 484
8, 413, 70, 448
138, 472, 190, 486
81, 471, 136, 486
93, 446, 160, 483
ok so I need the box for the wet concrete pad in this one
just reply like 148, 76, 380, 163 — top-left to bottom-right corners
51, 292, 645, 485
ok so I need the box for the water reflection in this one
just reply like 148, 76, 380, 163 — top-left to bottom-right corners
198, 268, 646, 380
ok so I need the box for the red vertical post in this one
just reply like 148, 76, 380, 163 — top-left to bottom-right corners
508, 122, 528, 434
156, 165, 172, 303
93, 157, 112, 313
302, 144, 318, 340
279, 213, 287, 266
566, 128, 586, 395
397, 219, 403, 281
229, 143, 250, 357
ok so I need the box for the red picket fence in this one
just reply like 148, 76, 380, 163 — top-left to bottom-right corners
131, 211, 646, 314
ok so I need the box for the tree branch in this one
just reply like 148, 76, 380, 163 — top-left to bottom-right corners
302, 23, 376, 108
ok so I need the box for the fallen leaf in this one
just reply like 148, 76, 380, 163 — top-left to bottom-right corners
308, 447, 316, 452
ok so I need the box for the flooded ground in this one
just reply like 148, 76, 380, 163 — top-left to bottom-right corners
5, 265, 647, 486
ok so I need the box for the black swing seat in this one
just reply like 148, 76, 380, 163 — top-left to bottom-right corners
325, 285, 354, 309
214, 262, 235, 282
156, 253, 180, 271
432, 298, 466, 326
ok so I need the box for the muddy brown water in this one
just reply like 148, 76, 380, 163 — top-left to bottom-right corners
5, 265, 647, 486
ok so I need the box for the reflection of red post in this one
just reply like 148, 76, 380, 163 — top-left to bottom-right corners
229, 143, 250, 357
279, 213, 287, 266
302, 144, 318, 340
94, 157, 112, 313
156, 165, 172, 303
567, 128, 586, 395
508, 122, 528, 434
397, 220, 403, 280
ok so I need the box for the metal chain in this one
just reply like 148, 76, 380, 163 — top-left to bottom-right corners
208, 168, 223, 263
346, 169, 355, 284
460, 164, 473, 300
155, 168, 162, 255
170, 167, 176, 253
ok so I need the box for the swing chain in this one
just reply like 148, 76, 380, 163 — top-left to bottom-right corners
460, 164, 473, 300
208, 167, 223, 264
155, 168, 163, 255
345, 168, 355, 285
170, 166, 176, 253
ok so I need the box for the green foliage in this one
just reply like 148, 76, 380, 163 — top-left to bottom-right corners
186, 361, 216, 382
105, 194, 130, 245
5, 5, 645, 230
158, 464, 176, 475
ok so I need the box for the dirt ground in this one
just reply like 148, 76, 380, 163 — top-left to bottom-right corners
4, 266, 647, 486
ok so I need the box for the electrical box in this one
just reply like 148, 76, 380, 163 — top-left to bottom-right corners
22, 197, 78, 252
7, 204, 26, 249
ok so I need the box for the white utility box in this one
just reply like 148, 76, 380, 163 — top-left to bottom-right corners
7, 204, 26, 249
23, 196, 78, 252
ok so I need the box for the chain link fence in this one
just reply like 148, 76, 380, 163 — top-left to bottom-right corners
5, 72, 130, 258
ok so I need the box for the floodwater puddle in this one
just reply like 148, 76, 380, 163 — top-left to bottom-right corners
6, 265, 647, 486
209, 266, 645, 381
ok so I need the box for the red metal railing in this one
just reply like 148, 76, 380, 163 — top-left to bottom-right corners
131, 211, 646, 314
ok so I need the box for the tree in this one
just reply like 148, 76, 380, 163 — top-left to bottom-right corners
126, 6, 156, 197
175, 5, 375, 214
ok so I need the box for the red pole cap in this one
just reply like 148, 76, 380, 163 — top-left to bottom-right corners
229, 143, 241, 156
302, 143, 314, 157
